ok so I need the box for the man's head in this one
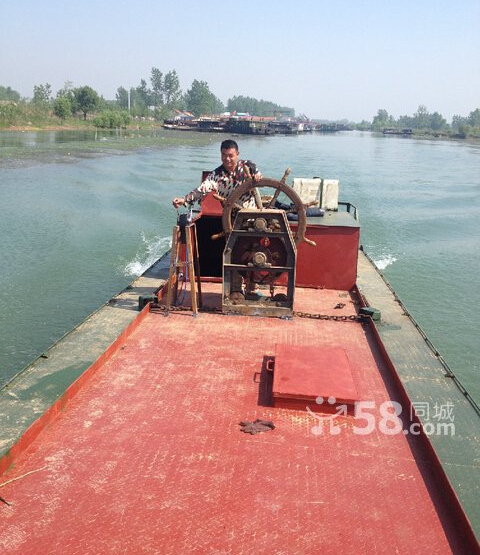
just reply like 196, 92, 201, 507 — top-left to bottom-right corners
220, 139, 239, 173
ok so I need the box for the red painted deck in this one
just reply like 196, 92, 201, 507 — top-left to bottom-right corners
0, 284, 473, 554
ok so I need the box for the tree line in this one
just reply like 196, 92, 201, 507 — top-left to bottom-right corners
362, 105, 480, 138
1, 78, 478, 138
0, 68, 294, 129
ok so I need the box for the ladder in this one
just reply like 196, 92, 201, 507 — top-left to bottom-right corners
166, 215, 202, 315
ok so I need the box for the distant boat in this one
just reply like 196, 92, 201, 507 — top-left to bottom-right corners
383, 128, 413, 135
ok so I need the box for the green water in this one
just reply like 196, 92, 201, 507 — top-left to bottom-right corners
1, 129, 479, 402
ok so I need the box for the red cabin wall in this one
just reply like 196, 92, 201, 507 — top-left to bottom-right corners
294, 224, 359, 290
196, 192, 360, 290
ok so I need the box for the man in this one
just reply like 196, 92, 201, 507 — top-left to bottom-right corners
172, 139, 262, 209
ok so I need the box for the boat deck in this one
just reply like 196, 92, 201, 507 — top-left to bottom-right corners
0, 282, 475, 554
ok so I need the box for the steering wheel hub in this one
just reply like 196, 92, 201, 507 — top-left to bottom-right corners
221, 177, 308, 246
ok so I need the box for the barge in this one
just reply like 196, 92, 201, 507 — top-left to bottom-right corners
162, 117, 349, 135
0, 174, 479, 554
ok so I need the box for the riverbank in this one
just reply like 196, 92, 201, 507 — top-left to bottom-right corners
2, 121, 157, 132
3, 122, 479, 144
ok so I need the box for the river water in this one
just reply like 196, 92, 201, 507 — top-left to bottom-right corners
1, 129, 479, 402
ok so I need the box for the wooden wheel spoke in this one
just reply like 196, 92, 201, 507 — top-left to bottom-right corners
213, 193, 226, 205
222, 177, 311, 247
253, 188, 263, 209
267, 188, 282, 208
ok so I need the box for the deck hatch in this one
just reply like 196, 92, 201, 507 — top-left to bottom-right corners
271, 344, 359, 415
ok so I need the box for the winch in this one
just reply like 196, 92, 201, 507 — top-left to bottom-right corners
221, 177, 314, 317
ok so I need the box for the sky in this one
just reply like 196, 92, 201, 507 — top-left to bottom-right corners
1, 0, 479, 122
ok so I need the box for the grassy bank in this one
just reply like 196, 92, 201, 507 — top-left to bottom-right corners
2, 117, 155, 133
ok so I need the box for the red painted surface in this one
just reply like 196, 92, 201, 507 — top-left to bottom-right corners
0, 302, 151, 478
0, 283, 476, 554
294, 224, 359, 290
198, 190, 223, 217
272, 345, 359, 415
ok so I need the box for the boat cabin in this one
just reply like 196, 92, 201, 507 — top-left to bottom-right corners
193, 176, 360, 295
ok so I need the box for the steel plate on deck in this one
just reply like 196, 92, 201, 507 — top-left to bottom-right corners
272, 344, 359, 414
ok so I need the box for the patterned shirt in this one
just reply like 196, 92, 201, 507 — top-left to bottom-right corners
184, 160, 259, 208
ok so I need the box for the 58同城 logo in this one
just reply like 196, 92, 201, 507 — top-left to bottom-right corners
308, 398, 455, 437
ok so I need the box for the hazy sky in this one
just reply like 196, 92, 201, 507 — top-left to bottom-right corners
1, 0, 479, 122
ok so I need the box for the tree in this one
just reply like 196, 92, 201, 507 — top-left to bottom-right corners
452, 108, 480, 138
227, 95, 294, 117
397, 113, 414, 128
116, 87, 129, 110
429, 111, 446, 131
451, 114, 467, 129
54, 81, 75, 120
164, 70, 182, 108
468, 108, 480, 127
94, 109, 131, 129
0, 102, 22, 127
32, 83, 52, 115
133, 79, 152, 115
53, 95, 72, 120
413, 105, 429, 129
33, 83, 52, 104
0, 86, 21, 101
372, 109, 395, 130
150, 67, 164, 106
58, 81, 74, 98
73, 86, 99, 120
354, 120, 371, 131
185, 80, 224, 116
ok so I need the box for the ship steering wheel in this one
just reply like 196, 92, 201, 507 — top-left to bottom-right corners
221, 177, 311, 246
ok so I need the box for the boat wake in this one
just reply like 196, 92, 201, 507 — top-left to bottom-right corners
123, 233, 171, 277
373, 254, 397, 271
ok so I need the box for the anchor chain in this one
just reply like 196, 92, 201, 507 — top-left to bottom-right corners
293, 311, 364, 322
150, 302, 366, 322
150, 303, 220, 315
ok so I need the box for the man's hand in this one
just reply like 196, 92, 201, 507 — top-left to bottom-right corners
172, 197, 186, 208
253, 171, 263, 183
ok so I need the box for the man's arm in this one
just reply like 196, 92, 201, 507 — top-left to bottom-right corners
172, 196, 187, 208
245, 160, 262, 182
172, 175, 218, 208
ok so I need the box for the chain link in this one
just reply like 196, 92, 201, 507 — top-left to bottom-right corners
150, 303, 220, 314
150, 303, 365, 322
293, 311, 364, 322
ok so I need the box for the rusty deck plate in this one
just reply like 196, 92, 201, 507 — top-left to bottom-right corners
272, 345, 359, 414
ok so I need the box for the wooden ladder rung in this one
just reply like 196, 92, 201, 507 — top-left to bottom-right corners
166, 222, 201, 315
